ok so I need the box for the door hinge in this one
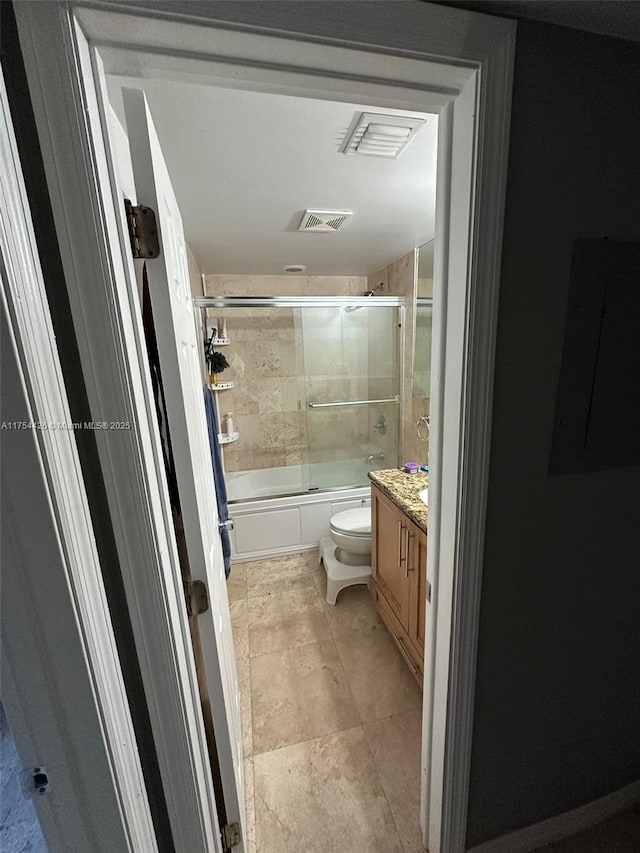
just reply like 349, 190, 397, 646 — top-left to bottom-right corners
427, 579, 432, 603
221, 822, 241, 850
124, 199, 160, 259
184, 580, 209, 617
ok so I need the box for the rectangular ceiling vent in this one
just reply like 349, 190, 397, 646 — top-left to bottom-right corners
298, 210, 353, 233
342, 112, 426, 159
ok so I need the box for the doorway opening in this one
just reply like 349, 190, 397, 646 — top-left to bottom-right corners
106, 71, 438, 852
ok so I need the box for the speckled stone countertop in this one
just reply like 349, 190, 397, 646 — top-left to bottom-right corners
368, 469, 428, 531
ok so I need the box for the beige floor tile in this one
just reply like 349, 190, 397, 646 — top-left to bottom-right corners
298, 549, 321, 573
323, 584, 383, 639
247, 556, 315, 598
364, 711, 426, 853
236, 656, 253, 758
254, 726, 403, 853
334, 624, 422, 722
250, 641, 360, 754
310, 558, 327, 598
227, 562, 248, 601
248, 588, 331, 657
230, 599, 249, 660
244, 757, 256, 853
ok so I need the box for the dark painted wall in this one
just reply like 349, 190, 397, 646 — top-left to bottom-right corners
467, 20, 640, 847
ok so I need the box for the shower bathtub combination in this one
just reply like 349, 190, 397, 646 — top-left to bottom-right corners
226, 460, 383, 560
195, 296, 405, 560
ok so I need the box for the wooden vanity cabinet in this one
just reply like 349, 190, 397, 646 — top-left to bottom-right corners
371, 484, 428, 683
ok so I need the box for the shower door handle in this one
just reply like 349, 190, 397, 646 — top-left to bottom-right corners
219, 518, 234, 532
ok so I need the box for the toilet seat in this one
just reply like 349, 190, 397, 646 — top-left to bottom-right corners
329, 508, 371, 537
323, 507, 372, 604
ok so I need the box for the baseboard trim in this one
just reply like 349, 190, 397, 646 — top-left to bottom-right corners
467, 780, 640, 853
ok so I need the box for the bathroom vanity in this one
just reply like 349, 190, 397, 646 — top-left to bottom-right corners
369, 470, 429, 685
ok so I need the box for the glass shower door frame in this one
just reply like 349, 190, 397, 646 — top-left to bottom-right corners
194, 296, 405, 495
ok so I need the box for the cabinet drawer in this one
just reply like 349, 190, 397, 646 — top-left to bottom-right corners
372, 581, 423, 684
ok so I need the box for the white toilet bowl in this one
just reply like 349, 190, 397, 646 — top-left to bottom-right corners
320, 507, 372, 605
330, 508, 372, 562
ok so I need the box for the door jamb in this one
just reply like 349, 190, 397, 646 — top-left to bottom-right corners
0, 68, 157, 852
13, 3, 515, 852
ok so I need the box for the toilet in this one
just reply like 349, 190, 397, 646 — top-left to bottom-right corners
319, 506, 372, 605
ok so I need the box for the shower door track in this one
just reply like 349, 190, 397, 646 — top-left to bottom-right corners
194, 295, 405, 308
228, 482, 370, 504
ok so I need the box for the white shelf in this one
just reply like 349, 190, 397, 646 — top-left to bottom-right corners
218, 431, 239, 445
210, 381, 234, 391
210, 338, 230, 346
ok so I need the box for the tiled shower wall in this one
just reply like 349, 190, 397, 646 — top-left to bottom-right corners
203, 275, 377, 472
368, 250, 430, 467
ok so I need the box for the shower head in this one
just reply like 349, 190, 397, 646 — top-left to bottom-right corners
363, 282, 385, 297
345, 282, 385, 311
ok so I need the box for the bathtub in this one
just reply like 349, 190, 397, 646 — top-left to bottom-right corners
226, 461, 378, 561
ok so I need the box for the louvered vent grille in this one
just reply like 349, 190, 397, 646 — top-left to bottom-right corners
298, 210, 353, 232
342, 112, 426, 158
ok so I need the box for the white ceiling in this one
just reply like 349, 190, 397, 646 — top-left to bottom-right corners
107, 78, 437, 276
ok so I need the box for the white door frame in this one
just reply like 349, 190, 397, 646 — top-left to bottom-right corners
0, 69, 157, 852
13, 3, 515, 852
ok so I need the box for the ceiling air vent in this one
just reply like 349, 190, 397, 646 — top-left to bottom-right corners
342, 112, 426, 159
298, 210, 353, 233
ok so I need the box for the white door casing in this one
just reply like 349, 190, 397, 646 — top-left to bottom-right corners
13, 7, 225, 850
13, 4, 515, 853
122, 88, 245, 841
0, 67, 157, 852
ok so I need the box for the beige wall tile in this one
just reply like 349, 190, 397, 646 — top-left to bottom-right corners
204, 274, 366, 298
283, 411, 308, 447
221, 443, 240, 471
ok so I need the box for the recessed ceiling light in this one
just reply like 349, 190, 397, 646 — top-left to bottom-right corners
284, 264, 307, 273
342, 112, 426, 158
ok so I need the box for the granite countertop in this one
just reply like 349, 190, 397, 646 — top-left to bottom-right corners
368, 469, 428, 531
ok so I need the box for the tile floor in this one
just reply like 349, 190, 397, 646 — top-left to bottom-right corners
228, 550, 425, 853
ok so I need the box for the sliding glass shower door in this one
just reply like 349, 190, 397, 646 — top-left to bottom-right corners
301, 302, 401, 490
196, 297, 402, 501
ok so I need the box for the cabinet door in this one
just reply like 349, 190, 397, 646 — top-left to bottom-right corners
371, 486, 410, 627
408, 519, 428, 663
